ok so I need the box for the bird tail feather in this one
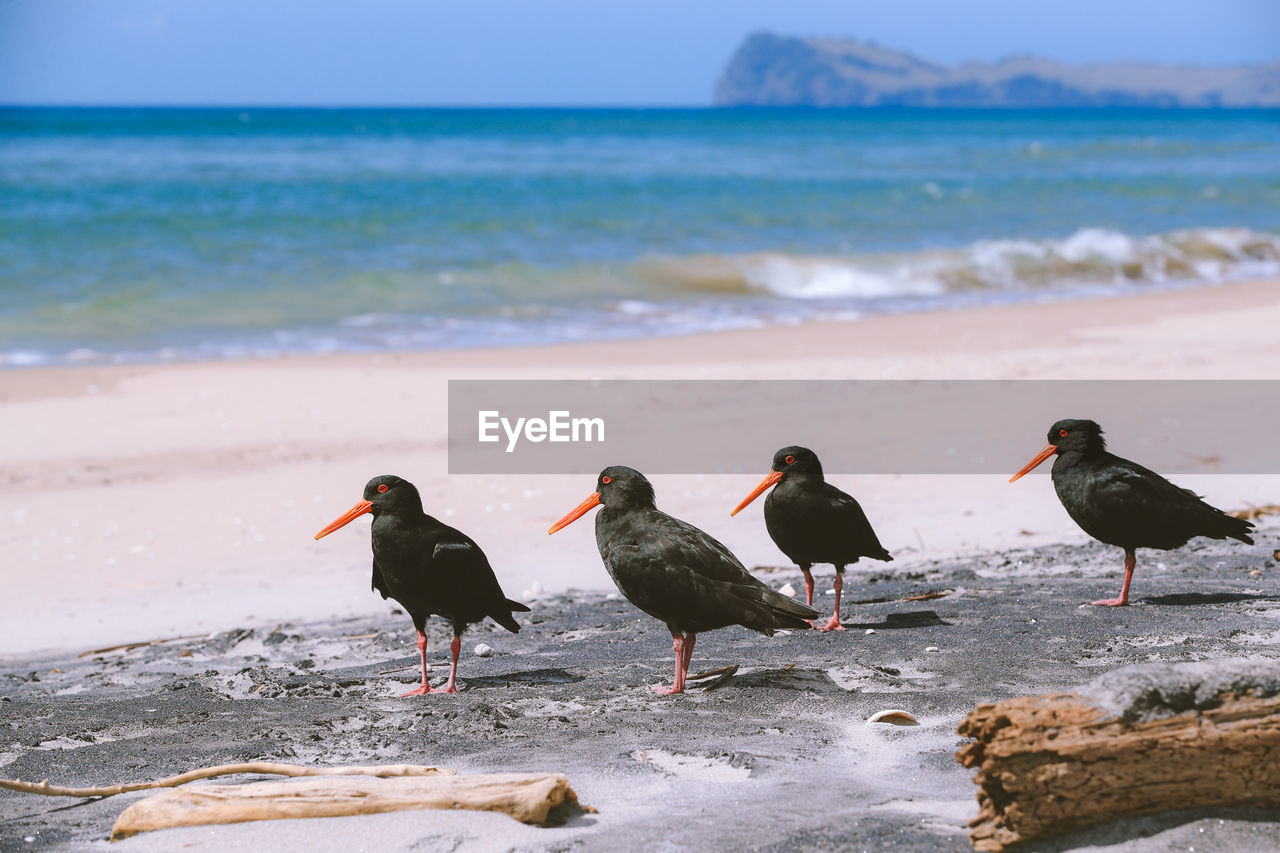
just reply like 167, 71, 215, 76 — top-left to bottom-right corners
490, 609, 524, 633
736, 583, 820, 631
1200, 505, 1256, 545
1224, 518, 1256, 545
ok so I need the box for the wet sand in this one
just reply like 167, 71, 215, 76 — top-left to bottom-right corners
2, 523, 1277, 851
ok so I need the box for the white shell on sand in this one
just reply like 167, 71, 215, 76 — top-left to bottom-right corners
473, 643, 494, 657
866, 709, 919, 726
778, 583, 797, 598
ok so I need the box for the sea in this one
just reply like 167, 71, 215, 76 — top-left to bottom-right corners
2, 107, 1278, 366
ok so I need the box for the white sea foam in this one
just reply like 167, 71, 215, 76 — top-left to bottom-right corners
0, 351, 49, 367
3, 227, 1277, 368
715, 227, 1280, 300
735, 254, 946, 299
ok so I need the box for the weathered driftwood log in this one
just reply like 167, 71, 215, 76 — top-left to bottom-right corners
956, 659, 1280, 852
109, 772, 584, 840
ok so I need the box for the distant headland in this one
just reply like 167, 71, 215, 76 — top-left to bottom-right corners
715, 32, 1280, 108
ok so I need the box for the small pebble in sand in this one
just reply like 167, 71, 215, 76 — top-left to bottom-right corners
1250, 570, 1263, 577
474, 643, 494, 657
605, 592, 620, 600
865, 629, 876, 635
778, 583, 797, 598
925, 646, 940, 653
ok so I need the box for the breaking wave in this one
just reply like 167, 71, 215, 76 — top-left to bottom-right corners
3, 226, 1278, 367
642, 227, 1280, 300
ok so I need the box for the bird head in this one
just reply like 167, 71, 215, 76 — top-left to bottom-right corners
730, 445, 822, 516
1010, 419, 1106, 482
548, 466, 654, 534
314, 474, 420, 539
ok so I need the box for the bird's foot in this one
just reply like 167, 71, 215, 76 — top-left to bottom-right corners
650, 684, 685, 695
441, 683, 458, 694
399, 683, 434, 697
816, 616, 845, 632
1089, 597, 1129, 607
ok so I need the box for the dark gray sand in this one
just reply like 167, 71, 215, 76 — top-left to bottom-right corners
3, 523, 1278, 852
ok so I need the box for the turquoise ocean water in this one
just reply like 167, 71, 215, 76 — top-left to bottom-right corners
1, 108, 1278, 365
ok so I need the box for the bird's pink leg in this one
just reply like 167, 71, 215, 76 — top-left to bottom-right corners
652, 631, 686, 695
817, 571, 846, 632
1091, 549, 1136, 607
801, 567, 815, 606
399, 631, 434, 696
680, 632, 696, 675
800, 566, 818, 627
441, 635, 461, 693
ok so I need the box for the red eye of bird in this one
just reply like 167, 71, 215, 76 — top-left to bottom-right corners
601, 476, 612, 484
1059, 429, 1069, 438
785, 455, 795, 464
378, 484, 389, 493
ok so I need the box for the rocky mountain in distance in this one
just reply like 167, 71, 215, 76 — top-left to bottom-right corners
715, 32, 1280, 108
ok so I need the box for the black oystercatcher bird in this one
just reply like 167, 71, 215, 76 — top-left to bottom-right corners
314, 475, 529, 695
731, 446, 892, 631
548, 466, 819, 694
1010, 419, 1256, 606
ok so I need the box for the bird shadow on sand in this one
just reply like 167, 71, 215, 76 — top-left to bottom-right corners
462, 668, 587, 689
719, 666, 849, 695
10, 798, 105, 823
1141, 592, 1280, 607
839, 609, 952, 630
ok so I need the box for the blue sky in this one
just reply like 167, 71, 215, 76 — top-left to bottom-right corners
3, 0, 1278, 106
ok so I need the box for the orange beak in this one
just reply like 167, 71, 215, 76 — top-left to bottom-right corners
730, 470, 783, 516
1009, 443, 1057, 483
314, 499, 374, 540
548, 492, 602, 534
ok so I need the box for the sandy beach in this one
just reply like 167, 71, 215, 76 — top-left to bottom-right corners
9, 15, 1280, 851
3, 277, 1280, 851
3, 277, 1279, 658
3, 519, 1277, 850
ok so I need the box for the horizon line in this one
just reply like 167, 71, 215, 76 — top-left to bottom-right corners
4, 103, 1279, 112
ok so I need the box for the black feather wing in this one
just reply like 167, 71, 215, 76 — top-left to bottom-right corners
1065, 456, 1255, 549
765, 480, 892, 565
816, 482, 893, 561
429, 540, 526, 633
371, 558, 391, 600
599, 509, 819, 633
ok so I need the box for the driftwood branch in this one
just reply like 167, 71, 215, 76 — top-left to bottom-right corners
956, 659, 1280, 852
0, 762, 451, 799
109, 773, 585, 839
78, 634, 206, 658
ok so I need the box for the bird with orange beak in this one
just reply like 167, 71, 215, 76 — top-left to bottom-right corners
1011, 419, 1255, 606
549, 466, 819, 694
731, 446, 891, 631
315, 475, 529, 695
